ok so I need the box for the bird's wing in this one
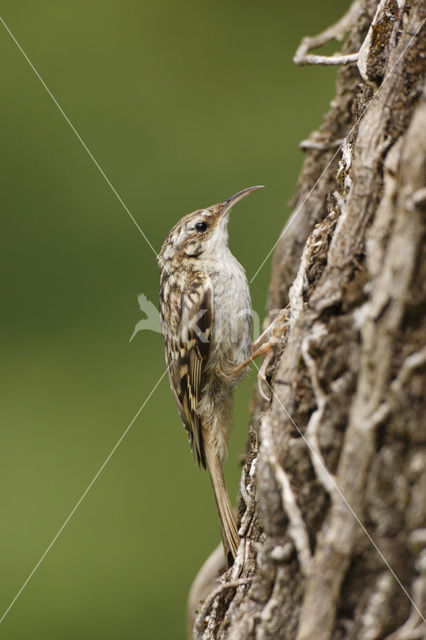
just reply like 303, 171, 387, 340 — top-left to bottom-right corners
164, 274, 213, 468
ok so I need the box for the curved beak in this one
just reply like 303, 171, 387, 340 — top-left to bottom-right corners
220, 185, 264, 216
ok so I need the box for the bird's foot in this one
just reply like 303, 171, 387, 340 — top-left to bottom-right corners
232, 306, 290, 395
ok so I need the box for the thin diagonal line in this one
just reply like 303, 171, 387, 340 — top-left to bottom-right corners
250, 17, 426, 284
0, 364, 170, 625
251, 359, 426, 623
0, 16, 159, 262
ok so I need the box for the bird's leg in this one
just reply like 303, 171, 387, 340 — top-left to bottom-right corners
233, 335, 280, 376
250, 319, 279, 352
232, 307, 290, 395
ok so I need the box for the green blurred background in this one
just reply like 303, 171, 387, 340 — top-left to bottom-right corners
0, 2, 348, 638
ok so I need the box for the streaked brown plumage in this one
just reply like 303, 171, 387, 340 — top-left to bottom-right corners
158, 186, 263, 566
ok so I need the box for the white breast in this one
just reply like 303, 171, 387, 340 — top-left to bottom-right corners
208, 249, 252, 373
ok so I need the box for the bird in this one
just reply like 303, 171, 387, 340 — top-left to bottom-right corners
158, 186, 263, 567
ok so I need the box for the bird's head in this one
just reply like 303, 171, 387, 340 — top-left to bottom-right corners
159, 186, 263, 267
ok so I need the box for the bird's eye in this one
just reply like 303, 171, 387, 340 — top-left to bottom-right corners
194, 221, 208, 232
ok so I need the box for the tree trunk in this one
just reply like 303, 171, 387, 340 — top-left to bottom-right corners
191, 1, 426, 638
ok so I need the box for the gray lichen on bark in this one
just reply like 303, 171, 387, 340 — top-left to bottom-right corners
191, 1, 426, 638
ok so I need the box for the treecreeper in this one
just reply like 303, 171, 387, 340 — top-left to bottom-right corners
158, 186, 263, 567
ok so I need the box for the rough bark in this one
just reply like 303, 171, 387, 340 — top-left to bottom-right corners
191, 2, 426, 638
